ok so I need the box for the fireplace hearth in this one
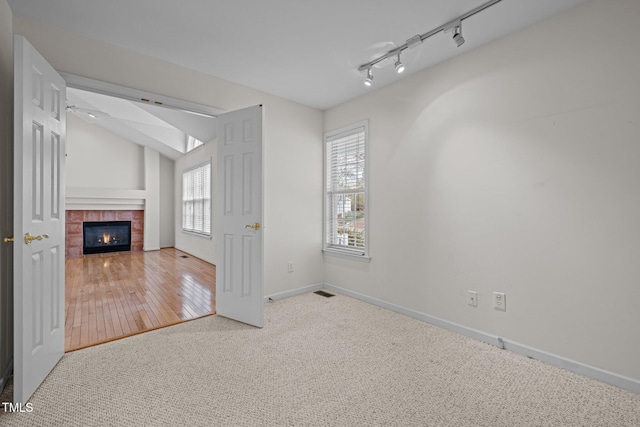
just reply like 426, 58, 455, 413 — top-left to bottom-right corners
83, 221, 132, 255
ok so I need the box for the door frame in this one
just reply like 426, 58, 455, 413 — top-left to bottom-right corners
61, 73, 224, 118
61, 73, 266, 314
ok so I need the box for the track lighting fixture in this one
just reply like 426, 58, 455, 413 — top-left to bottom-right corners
364, 68, 373, 87
452, 25, 465, 47
357, 0, 503, 84
394, 54, 405, 74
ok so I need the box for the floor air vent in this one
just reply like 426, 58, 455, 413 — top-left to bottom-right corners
180, 255, 189, 258
314, 290, 335, 298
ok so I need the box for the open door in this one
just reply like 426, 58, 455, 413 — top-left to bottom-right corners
13, 36, 66, 404
215, 105, 264, 327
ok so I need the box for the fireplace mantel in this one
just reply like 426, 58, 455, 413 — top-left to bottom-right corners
66, 188, 145, 211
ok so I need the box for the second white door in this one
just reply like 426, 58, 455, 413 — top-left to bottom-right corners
215, 105, 264, 328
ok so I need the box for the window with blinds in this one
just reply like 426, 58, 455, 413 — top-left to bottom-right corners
182, 161, 211, 236
324, 121, 368, 257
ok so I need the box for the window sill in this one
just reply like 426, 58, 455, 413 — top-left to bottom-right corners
182, 230, 212, 240
322, 248, 371, 263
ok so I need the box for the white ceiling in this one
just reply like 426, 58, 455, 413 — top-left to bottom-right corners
67, 87, 217, 160
8, 0, 591, 111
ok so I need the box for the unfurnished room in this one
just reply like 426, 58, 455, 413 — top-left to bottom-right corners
0, 0, 639, 425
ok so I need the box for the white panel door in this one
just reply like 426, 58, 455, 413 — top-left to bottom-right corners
215, 105, 263, 327
13, 36, 66, 404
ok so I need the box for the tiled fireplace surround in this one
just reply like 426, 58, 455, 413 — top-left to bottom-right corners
66, 210, 144, 258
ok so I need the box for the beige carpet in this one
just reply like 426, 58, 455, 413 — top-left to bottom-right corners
1, 291, 639, 426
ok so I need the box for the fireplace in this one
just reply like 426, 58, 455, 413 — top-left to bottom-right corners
83, 221, 132, 255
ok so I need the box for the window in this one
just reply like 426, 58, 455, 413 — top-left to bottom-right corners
182, 161, 211, 236
324, 121, 368, 258
186, 135, 204, 152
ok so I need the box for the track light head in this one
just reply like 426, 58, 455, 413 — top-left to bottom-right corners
357, 0, 504, 87
394, 54, 405, 74
364, 68, 373, 87
453, 25, 465, 47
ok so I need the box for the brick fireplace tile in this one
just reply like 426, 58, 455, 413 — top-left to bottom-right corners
101, 211, 117, 221
66, 210, 84, 222
67, 247, 82, 258
67, 242, 82, 252
65, 209, 145, 259
84, 211, 100, 221
117, 211, 133, 220
67, 222, 82, 235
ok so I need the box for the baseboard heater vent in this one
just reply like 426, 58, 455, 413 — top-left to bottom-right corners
314, 290, 335, 298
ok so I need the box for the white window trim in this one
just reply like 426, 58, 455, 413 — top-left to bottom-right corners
182, 160, 212, 238
323, 120, 370, 261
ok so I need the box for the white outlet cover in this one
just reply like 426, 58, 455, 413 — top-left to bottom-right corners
467, 291, 478, 307
493, 292, 506, 311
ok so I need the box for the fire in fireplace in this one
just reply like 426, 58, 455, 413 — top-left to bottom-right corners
83, 221, 132, 255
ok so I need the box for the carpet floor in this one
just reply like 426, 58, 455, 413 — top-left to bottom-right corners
1, 291, 639, 426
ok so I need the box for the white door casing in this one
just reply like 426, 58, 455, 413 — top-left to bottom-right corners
13, 35, 66, 404
215, 105, 264, 327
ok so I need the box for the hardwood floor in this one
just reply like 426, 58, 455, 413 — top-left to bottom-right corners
64, 248, 215, 352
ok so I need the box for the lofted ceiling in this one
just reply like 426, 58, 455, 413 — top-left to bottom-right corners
8, 0, 591, 111
66, 87, 217, 160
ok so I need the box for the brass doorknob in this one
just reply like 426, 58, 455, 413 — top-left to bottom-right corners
24, 233, 43, 244
3, 236, 13, 243
244, 223, 261, 231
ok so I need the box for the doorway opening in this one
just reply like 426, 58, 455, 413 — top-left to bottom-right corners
63, 75, 222, 351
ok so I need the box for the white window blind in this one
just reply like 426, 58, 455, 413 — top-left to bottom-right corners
324, 122, 368, 257
182, 161, 211, 236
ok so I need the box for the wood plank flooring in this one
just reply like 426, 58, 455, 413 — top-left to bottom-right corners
64, 248, 215, 352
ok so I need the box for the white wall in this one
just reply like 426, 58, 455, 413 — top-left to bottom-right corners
324, 0, 640, 382
0, 0, 13, 391
159, 155, 175, 248
174, 143, 216, 264
12, 16, 325, 294
65, 113, 175, 249
66, 114, 144, 190
143, 147, 161, 251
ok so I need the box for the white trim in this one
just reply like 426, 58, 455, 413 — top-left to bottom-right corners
322, 249, 371, 262
324, 283, 499, 346
264, 283, 324, 302
323, 120, 369, 258
322, 283, 640, 395
181, 159, 212, 237
61, 73, 224, 118
181, 230, 213, 240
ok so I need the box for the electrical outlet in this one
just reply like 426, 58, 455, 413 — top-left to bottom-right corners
287, 261, 294, 273
467, 291, 478, 307
493, 292, 506, 311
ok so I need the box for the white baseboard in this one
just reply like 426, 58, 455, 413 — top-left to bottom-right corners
322, 283, 640, 395
264, 283, 324, 302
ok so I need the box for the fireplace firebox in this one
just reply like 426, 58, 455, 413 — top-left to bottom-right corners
83, 221, 132, 255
